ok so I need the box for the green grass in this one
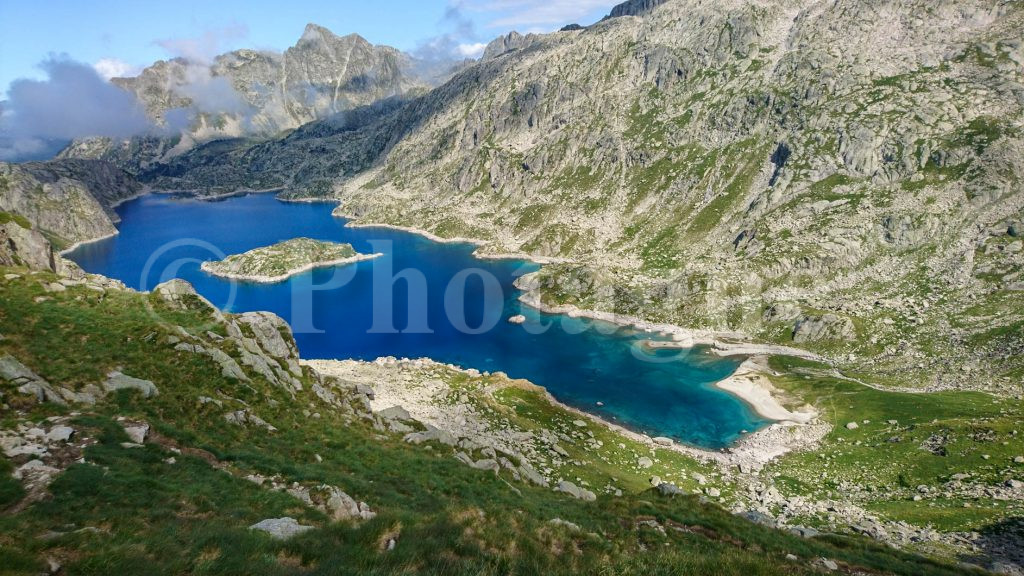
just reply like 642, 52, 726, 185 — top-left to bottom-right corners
766, 356, 1024, 532
0, 211, 32, 230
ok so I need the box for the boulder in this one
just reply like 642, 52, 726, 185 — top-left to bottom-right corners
103, 371, 158, 397
652, 436, 673, 446
656, 482, 685, 497
322, 486, 376, 521
236, 312, 298, 362
249, 517, 314, 540
45, 426, 75, 443
403, 426, 457, 447
122, 423, 149, 444
637, 456, 654, 468
1, 354, 69, 406
518, 464, 549, 487
846, 422, 859, 430
153, 279, 219, 315
555, 480, 596, 501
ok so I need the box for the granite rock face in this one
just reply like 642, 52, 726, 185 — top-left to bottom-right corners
0, 159, 141, 249
0, 222, 60, 273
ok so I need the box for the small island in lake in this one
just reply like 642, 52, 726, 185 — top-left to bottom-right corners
201, 238, 381, 283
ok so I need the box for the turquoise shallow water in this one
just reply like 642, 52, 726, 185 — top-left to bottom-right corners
67, 193, 769, 449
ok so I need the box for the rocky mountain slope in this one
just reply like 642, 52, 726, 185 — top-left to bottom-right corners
0, 159, 143, 249
113, 0, 1023, 391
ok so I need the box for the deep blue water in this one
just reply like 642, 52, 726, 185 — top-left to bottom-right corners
67, 193, 769, 449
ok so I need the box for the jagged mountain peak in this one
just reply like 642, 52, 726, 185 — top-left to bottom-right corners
296, 23, 370, 49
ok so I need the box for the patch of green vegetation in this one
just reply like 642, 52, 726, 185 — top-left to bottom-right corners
686, 140, 765, 236
0, 210, 32, 230
767, 356, 1024, 533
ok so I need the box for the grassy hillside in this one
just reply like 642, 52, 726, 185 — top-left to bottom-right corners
0, 267, 982, 575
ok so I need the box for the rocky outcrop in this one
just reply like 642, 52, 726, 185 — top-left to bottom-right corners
482, 32, 543, 61
604, 0, 669, 20
102, 371, 159, 398
792, 314, 856, 343
0, 221, 61, 272
0, 159, 141, 249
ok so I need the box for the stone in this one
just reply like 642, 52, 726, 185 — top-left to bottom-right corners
845, 422, 859, 430
45, 426, 75, 443
507, 314, 526, 324
789, 525, 820, 539
378, 405, 412, 422
472, 458, 500, 472
637, 456, 654, 468
1006, 479, 1023, 489
1013, 456, 1024, 464
153, 279, 221, 316
103, 371, 158, 398
122, 424, 149, 444
14, 459, 59, 480
518, 464, 548, 487
323, 486, 376, 521
555, 480, 596, 501
403, 426, 457, 446
820, 558, 838, 571
236, 312, 298, 361
656, 482, 684, 497
652, 436, 673, 446
249, 517, 314, 540
572, 419, 587, 428
706, 487, 721, 498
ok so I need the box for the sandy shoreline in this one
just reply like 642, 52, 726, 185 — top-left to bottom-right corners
200, 252, 383, 284
58, 230, 120, 256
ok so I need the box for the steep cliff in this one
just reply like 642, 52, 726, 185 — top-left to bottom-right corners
0, 159, 143, 248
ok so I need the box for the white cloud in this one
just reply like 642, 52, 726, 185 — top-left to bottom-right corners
457, 42, 488, 58
93, 58, 140, 80
155, 23, 249, 63
0, 57, 154, 161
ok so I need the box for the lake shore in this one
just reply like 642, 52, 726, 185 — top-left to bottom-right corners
335, 210, 570, 265
200, 252, 382, 284
304, 356, 829, 473
333, 213, 824, 430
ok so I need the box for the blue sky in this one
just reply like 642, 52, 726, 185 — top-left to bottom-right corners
0, 0, 618, 93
